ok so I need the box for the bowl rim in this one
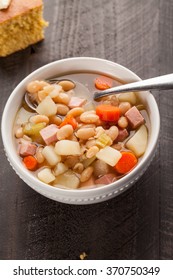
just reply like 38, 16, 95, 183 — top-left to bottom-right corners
1, 57, 160, 199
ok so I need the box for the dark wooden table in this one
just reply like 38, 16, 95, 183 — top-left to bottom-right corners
0, 0, 173, 260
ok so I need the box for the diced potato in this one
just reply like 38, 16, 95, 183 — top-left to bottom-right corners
37, 168, 55, 184
53, 170, 80, 189
54, 162, 68, 176
96, 146, 122, 167
36, 96, 57, 116
126, 124, 148, 157
42, 145, 61, 166
55, 140, 81, 156
118, 92, 137, 105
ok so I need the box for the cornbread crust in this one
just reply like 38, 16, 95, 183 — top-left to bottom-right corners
0, 0, 48, 57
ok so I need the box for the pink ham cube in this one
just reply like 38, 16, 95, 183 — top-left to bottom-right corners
95, 174, 117, 185
68, 96, 86, 108
125, 106, 144, 129
116, 128, 129, 142
40, 124, 59, 145
19, 142, 37, 156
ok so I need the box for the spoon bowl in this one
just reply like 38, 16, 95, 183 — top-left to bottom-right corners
24, 78, 91, 111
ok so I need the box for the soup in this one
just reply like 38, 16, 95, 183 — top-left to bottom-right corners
14, 72, 149, 189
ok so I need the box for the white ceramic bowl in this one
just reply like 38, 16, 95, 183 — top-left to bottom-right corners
1, 57, 160, 204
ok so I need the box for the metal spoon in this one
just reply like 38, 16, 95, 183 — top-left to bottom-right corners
93, 73, 173, 100
24, 93, 37, 111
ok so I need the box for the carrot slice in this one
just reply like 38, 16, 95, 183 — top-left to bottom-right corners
23, 156, 38, 171
114, 151, 138, 174
96, 104, 120, 122
94, 76, 113, 90
59, 116, 78, 129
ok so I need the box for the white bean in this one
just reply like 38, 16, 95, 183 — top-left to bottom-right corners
49, 115, 62, 126
56, 125, 73, 140
15, 127, 23, 138
67, 107, 84, 117
80, 166, 94, 182
27, 80, 49, 94
106, 126, 119, 141
118, 116, 128, 128
95, 126, 105, 138
76, 127, 96, 140
30, 115, 49, 124
58, 80, 75, 91
53, 92, 70, 104
78, 124, 96, 129
119, 102, 131, 115
35, 147, 45, 163
73, 163, 84, 174
56, 104, 69, 115
86, 146, 99, 158
80, 112, 99, 124
85, 139, 96, 148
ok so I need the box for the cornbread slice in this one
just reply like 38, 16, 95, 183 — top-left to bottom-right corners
0, 0, 48, 57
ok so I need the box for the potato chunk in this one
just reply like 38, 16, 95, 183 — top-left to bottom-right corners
55, 140, 81, 156
36, 96, 57, 116
126, 125, 148, 157
53, 171, 80, 189
42, 145, 61, 166
96, 146, 122, 167
37, 168, 55, 184
118, 92, 137, 105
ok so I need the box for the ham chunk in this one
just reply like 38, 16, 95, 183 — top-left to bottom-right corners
95, 173, 116, 185
125, 106, 144, 129
40, 124, 58, 145
68, 96, 86, 108
19, 142, 37, 156
116, 128, 129, 142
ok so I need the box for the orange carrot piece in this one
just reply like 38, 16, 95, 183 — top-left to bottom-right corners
94, 76, 113, 90
23, 156, 38, 171
114, 151, 138, 174
96, 104, 120, 122
59, 116, 78, 129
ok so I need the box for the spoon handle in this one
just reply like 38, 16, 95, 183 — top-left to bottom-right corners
94, 73, 173, 100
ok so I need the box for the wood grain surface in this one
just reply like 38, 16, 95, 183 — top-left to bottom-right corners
0, 0, 173, 260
